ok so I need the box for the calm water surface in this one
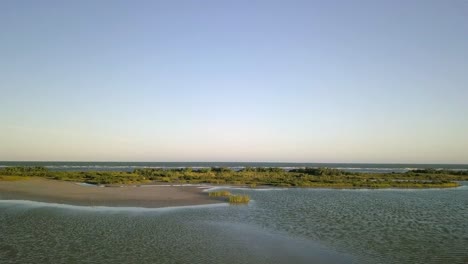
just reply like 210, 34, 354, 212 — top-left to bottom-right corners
2, 161, 468, 173
1, 183, 467, 264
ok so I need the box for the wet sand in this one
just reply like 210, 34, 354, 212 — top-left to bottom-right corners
0, 178, 222, 208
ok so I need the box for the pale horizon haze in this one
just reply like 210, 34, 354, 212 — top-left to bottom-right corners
1, 0, 467, 163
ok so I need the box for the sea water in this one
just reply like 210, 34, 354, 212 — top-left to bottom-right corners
1, 161, 467, 173
1, 182, 467, 263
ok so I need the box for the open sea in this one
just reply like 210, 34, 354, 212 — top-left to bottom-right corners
1, 161, 468, 173
1, 162, 467, 263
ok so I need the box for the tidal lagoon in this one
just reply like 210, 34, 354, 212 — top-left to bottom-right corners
1, 180, 467, 263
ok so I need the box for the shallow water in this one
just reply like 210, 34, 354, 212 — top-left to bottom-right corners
0, 183, 467, 264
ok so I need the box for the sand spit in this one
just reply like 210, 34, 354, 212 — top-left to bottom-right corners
0, 178, 223, 208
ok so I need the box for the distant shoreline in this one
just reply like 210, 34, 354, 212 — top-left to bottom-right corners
1, 166, 466, 191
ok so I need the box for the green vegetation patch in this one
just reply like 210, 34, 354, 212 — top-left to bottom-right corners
0, 166, 465, 189
0, 175, 30, 181
208, 191, 231, 197
229, 195, 250, 204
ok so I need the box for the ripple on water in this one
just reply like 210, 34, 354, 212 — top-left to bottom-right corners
237, 187, 468, 264
0, 185, 467, 264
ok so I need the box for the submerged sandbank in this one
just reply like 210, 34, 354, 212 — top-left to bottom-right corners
0, 178, 223, 208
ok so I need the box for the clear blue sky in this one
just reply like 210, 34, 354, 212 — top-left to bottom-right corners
1, 0, 467, 163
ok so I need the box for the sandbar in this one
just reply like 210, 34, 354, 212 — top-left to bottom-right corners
0, 178, 221, 208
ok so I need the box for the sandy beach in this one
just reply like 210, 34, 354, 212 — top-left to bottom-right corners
0, 178, 222, 208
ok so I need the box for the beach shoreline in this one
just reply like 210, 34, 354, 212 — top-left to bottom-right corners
0, 178, 223, 208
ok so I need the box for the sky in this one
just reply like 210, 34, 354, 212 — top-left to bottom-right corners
1, 0, 467, 163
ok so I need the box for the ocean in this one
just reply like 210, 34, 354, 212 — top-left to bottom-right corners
1, 161, 467, 173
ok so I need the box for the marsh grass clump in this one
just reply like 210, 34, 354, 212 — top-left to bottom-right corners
207, 191, 250, 204
208, 191, 231, 197
229, 195, 250, 204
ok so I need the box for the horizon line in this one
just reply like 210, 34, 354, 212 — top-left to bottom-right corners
0, 160, 467, 165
